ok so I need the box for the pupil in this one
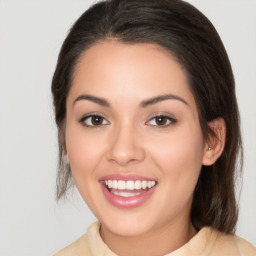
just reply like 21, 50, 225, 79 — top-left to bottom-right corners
156, 116, 166, 125
92, 116, 102, 125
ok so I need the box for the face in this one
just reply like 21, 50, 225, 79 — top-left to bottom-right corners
65, 41, 207, 237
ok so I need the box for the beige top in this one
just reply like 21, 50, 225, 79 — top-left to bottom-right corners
54, 222, 256, 256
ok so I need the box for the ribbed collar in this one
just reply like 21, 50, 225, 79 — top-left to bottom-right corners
86, 221, 218, 256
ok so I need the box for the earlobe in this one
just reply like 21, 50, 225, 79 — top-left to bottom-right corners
202, 118, 226, 166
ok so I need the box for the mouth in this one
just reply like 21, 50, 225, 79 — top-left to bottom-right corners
99, 175, 158, 208
104, 179, 156, 197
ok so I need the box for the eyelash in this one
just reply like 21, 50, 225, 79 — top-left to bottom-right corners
146, 115, 177, 128
79, 114, 109, 128
79, 114, 177, 128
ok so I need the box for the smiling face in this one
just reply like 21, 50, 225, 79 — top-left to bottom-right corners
65, 41, 207, 238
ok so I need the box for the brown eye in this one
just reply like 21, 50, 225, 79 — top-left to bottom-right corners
155, 116, 168, 126
147, 115, 176, 127
80, 115, 109, 127
91, 116, 104, 125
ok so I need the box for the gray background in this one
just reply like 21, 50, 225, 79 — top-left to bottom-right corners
0, 0, 255, 255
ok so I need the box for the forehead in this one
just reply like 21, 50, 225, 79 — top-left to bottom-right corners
69, 40, 197, 111
74, 41, 182, 82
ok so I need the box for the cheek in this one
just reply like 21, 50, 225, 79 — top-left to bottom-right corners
148, 128, 204, 221
149, 125, 204, 189
64, 124, 106, 208
65, 124, 105, 179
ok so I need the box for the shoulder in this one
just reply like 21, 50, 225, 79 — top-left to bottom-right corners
173, 227, 256, 256
53, 221, 110, 256
53, 233, 91, 256
208, 228, 256, 256
234, 236, 256, 255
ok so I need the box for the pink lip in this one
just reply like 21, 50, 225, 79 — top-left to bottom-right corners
99, 174, 157, 209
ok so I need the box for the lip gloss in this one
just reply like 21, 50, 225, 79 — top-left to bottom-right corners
99, 174, 157, 208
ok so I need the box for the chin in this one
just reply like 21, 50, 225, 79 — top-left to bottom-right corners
99, 210, 156, 237
104, 222, 150, 237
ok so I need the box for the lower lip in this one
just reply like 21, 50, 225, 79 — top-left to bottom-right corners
100, 182, 157, 209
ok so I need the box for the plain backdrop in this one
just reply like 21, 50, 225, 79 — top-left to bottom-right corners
0, 0, 255, 255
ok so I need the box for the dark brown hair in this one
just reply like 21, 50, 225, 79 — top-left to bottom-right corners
51, 0, 242, 234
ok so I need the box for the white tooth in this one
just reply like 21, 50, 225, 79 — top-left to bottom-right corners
142, 180, 147, 189
111, 191, 142, 197
112, 180, 118, 189
135, 180, 142, 189
117, 180, 126, 190
105, 180, 108, 186
107, 180, 112, 189
147, 181, 152, 189
126, 180, 135, 190
151, 181, 156, 187
108, 180, 113, 189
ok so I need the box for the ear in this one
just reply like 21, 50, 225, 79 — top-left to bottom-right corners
202, 118, 226, 166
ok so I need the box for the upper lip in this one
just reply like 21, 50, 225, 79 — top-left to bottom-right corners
99, 173, 157, 182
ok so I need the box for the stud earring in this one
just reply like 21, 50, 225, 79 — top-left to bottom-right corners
207, 147, 211, 151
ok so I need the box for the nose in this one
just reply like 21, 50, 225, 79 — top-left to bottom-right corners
106, 124, 145, 167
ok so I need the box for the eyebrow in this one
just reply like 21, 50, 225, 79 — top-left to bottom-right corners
73, 94, 110, 107
73, 93, 188, 108
140, 94, 188, 107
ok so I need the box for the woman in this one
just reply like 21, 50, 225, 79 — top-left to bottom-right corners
52, 0, 256, 255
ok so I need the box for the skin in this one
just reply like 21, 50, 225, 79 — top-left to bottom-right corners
65, 41, 225, 256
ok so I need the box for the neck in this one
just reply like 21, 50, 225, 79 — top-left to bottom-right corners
100, 217, 197, 256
